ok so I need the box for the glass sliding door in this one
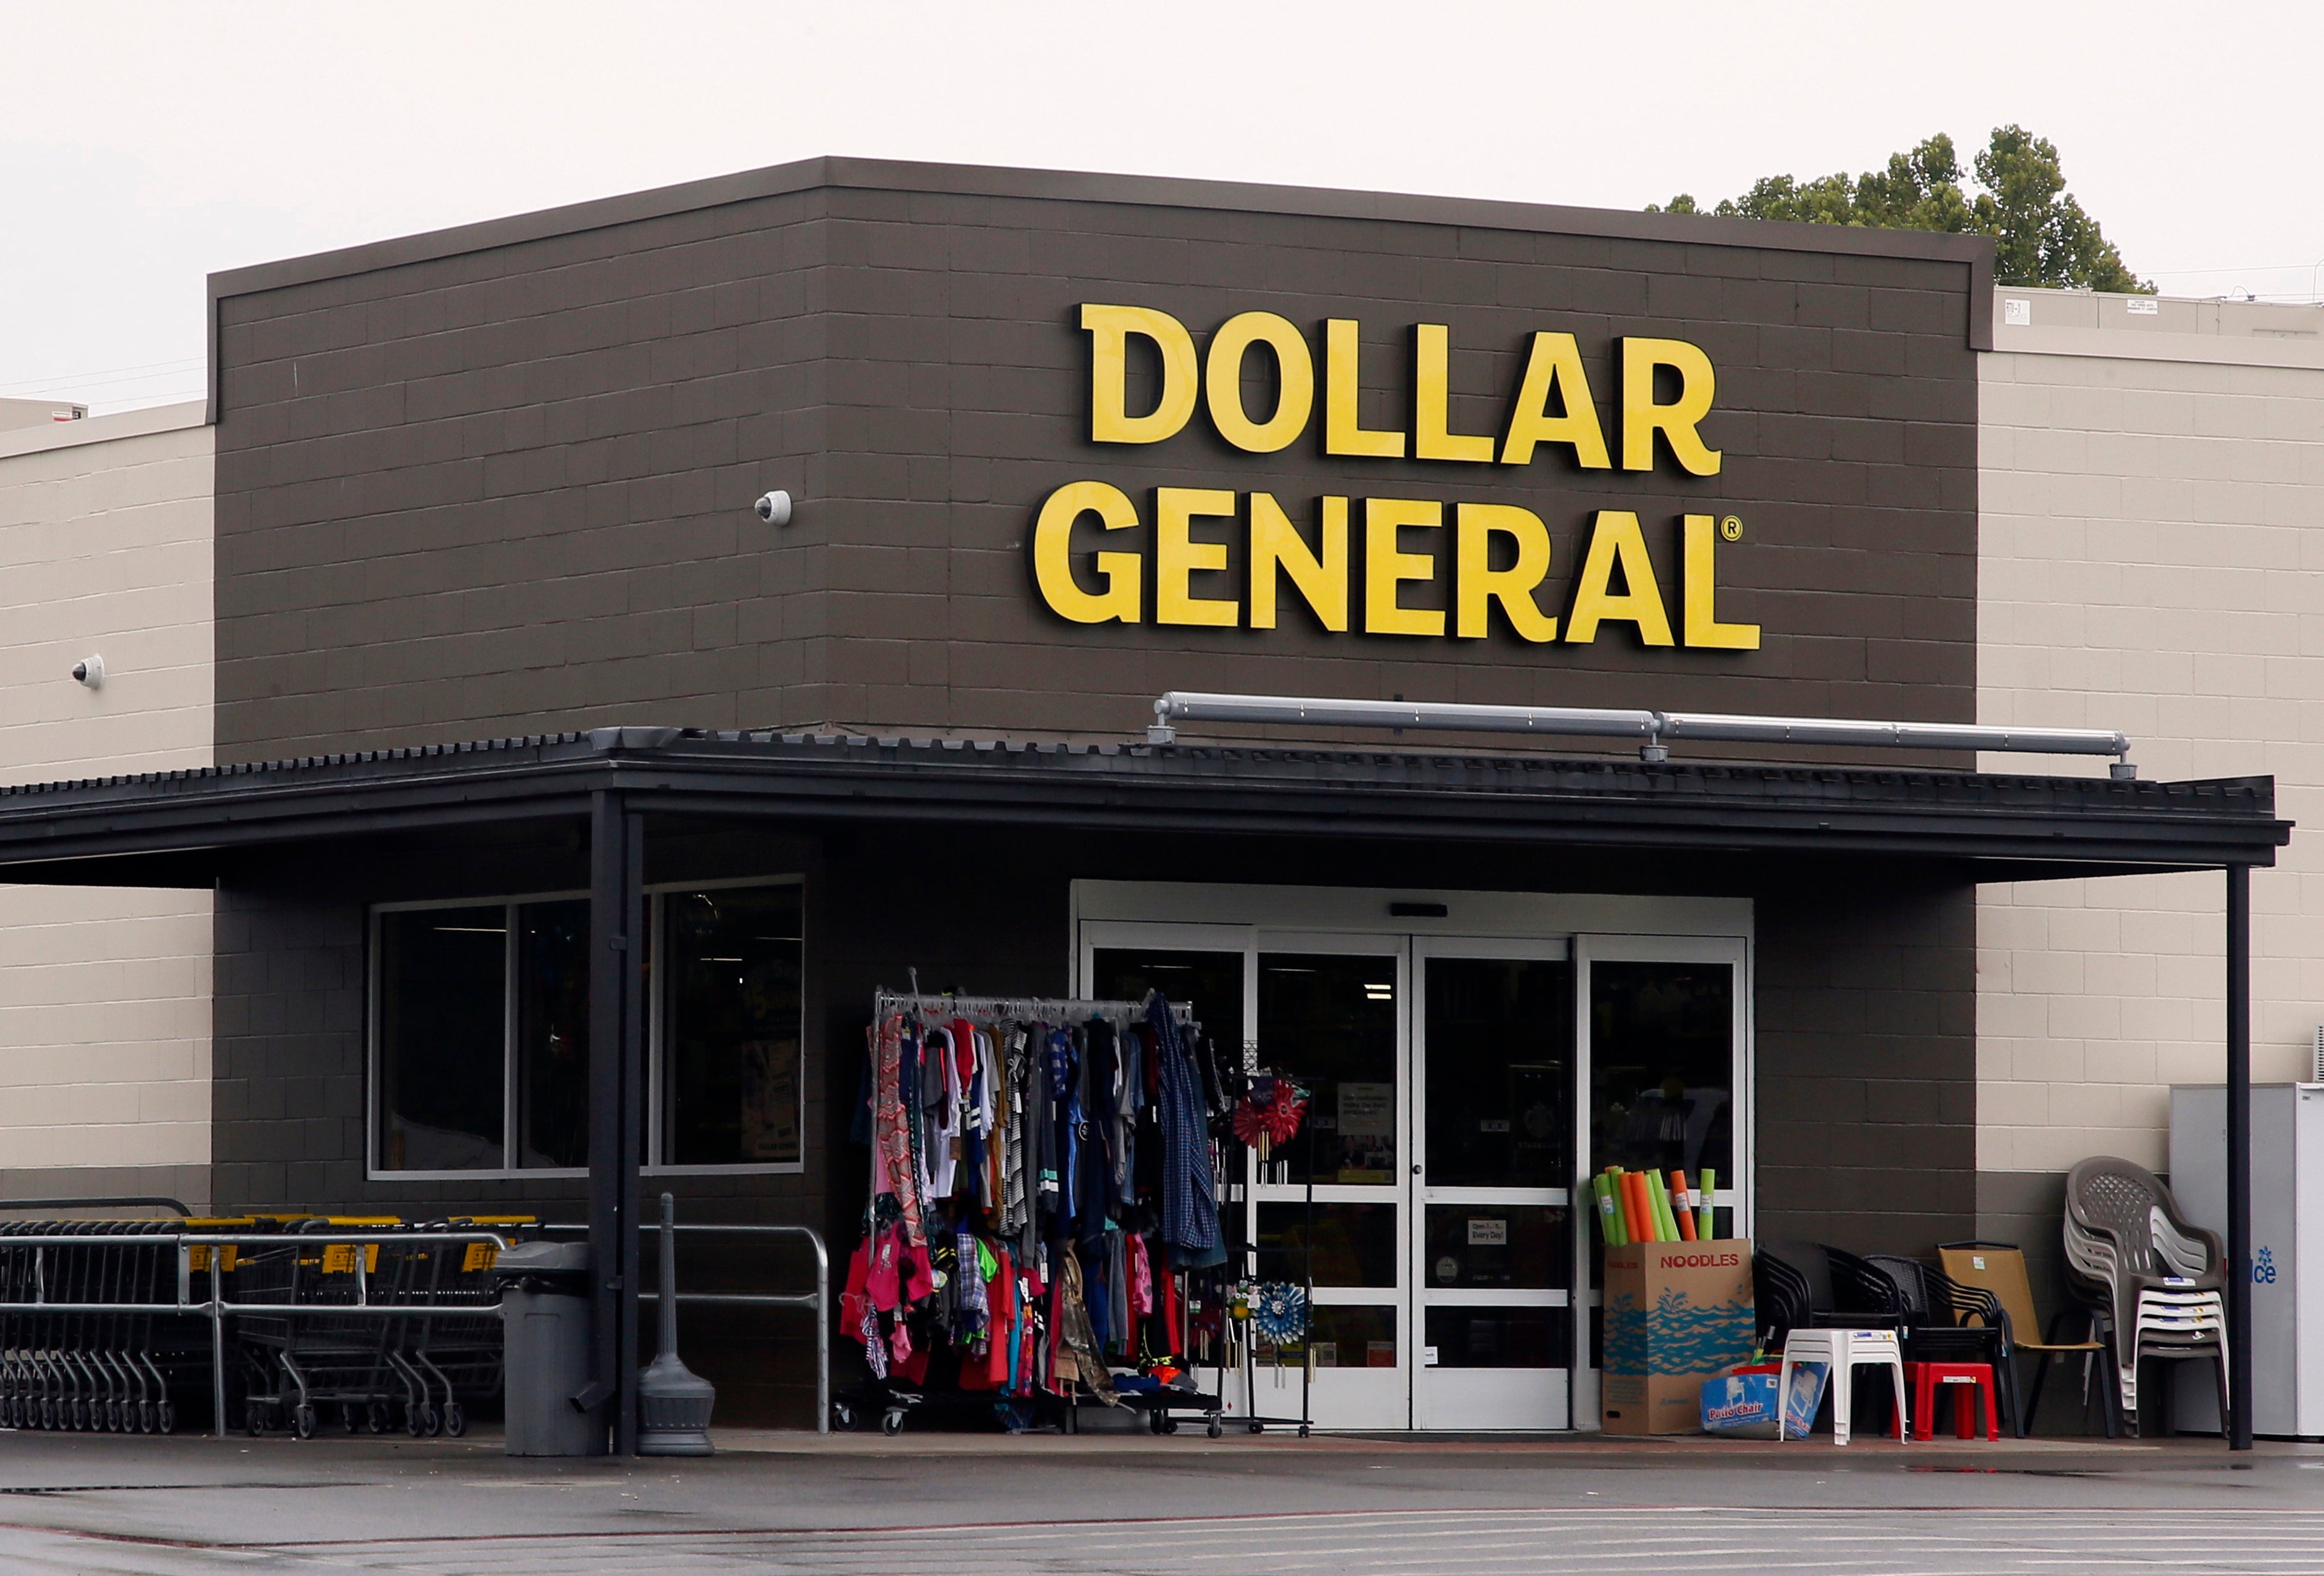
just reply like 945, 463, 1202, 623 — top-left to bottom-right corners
1250, 943, 1408, 1428
1573, 935, 1750, 1426
1411, 941, 1575, 1429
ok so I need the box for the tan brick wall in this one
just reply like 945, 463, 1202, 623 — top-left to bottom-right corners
0, 405, 212, 1182
1978, 292, 2324, 1179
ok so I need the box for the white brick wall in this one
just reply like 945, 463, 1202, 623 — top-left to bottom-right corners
1979, 293, 2324, 1176
0, 405, 212, 1176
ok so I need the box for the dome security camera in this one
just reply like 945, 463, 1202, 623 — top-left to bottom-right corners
754, 490, 792, 527
71, 655, 104, 689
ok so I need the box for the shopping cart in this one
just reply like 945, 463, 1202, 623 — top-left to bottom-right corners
235, 1216, 409, 1438
373, 1218, 520, 1438
0, 1217, 218, 1433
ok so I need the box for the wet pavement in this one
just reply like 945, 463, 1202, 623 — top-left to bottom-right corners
2, 1424, 2322, 1572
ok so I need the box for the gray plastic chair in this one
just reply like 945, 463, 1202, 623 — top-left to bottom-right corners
2063, 1156, 2228, 1433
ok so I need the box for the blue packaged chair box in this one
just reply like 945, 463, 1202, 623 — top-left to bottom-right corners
1701, 1359, 1830, 1438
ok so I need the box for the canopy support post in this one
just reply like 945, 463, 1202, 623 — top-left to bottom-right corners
588, 792, 647, 1456
2227, 861, 2253, 1451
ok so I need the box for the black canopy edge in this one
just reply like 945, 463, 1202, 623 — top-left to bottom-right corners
0, 727, 2287, 879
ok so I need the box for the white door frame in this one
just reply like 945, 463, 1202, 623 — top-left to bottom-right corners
1410, 933, 1575, 1431
1571, 931, 1754, 1430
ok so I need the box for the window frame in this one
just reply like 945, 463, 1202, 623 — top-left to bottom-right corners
366, 874, 807, 1180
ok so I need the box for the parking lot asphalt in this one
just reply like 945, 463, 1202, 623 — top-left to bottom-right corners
4, 1426, 2324, 1573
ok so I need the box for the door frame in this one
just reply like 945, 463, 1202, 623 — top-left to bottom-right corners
1570, 931, 1754, 1429
1409, 933, 1575, 1431
1074, 881, 1753, 1431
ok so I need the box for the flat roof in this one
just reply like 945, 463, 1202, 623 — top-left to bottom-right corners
0, 728, 2283, 889
204, 156, 1998, 417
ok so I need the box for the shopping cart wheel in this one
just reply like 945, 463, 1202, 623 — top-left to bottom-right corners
830, 1401, 857, 1431
366, 1401, 389, 1434
422, 1403, 443, 1438
293, 1405, 317, 1441
1162, 1415, 1180, 1435
1208, 1416, 1224, 1439
1247, 1422, 1263, 1434
157, 1402, 175, 1434
880, 1408, 905, 1437
106, 1401, 124, 1433
245, 1400, 266, 1437
71, 1400, 89, 1431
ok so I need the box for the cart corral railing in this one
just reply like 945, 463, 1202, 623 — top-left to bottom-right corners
0, 1217, 830, 1441
540, 1221, 831, 1436
0, 1227, 517, 1439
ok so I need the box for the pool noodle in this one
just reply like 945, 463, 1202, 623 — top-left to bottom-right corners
1647, 1170, 1677, 1243
1621, 1169, 1650, 1243
1595, 1172, 1627, 1247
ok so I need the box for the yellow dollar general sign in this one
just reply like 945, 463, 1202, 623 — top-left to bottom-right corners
1029, 304, 1758, 651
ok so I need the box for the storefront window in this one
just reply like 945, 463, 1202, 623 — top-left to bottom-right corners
1088, 949, 1244, 1058
516, 899, 590, 1169
660, 883, 803, 1167
1589, 960, 1734, 1183
375, 905, 506, 1172
1259, 953, 1398, 1185
373, 879, 803, 1174
1423, 957, 1572, 1187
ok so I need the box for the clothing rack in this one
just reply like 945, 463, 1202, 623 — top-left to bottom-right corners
873, 990, 1198, 1026
843, 984, 1226, 1438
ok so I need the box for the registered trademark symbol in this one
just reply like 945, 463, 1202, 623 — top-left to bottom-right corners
1720, 515, 1743, 541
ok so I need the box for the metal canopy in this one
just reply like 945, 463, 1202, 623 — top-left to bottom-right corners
0, 726, 2289, 882
0, 723, 2282, 1453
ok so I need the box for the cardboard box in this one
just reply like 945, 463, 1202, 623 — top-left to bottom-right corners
1601, 1238, 1756, 1435
1701, 1362, 1781, 1438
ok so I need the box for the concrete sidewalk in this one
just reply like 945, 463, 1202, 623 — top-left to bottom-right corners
0, 1424, 2318, 1573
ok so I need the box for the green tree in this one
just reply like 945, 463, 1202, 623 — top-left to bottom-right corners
1648, 126, 2148, 293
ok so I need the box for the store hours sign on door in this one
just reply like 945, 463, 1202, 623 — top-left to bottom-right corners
1028, 304, 1760, 652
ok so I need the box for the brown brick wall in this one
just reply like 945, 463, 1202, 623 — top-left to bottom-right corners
212, 163, 1979, 763
1756, 869, 1978, 1254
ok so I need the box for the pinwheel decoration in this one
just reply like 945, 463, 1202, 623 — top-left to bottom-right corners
1249, 1281, 1308, 1346
1232, 1075, 1309, 1159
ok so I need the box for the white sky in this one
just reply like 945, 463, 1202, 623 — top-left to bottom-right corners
6, 0, 2321, 412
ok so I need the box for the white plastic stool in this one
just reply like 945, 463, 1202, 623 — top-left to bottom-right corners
1777, 1328, 1907, 1444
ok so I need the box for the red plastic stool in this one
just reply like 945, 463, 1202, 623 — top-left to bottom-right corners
1904, 1361, 1998, 1441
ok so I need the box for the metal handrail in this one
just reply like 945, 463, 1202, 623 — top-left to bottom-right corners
0, 1227, 515, 1438
0, 1218, 831, 1441
0, 1195, 192, 1217
542, 1220, 830, 1434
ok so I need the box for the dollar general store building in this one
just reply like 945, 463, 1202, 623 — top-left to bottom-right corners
0, 159, 2306, 1431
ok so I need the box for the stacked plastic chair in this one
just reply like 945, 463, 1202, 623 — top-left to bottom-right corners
2062, 1156, 2230, 1434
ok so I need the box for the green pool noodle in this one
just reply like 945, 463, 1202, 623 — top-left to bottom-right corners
1648, 1169, 1678, 1243
1594, 1171, 1626, 1247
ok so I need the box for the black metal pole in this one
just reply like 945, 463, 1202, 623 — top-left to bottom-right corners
615, 805, 647, 1455
586, 792, 635, 1454
2227, 863, 2253, 1451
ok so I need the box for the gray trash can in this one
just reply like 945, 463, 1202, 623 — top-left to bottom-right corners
496, 1241, 604, 1457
